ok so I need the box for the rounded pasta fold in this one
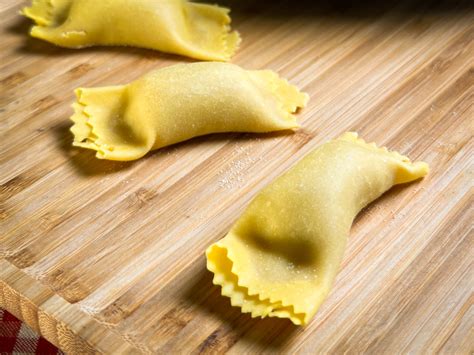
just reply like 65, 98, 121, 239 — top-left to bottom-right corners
206, 132, 429, 325
70, 62, 309, 161
22, 0, 241, 61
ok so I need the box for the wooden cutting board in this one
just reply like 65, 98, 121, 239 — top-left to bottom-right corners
1, 0, 473, 353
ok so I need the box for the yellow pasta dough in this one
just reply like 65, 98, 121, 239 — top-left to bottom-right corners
22, 0, 240, 61
206, 132, 429, 325
70, 62, 308, 161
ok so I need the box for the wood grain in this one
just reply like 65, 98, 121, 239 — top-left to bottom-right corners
1, 0, 473, 353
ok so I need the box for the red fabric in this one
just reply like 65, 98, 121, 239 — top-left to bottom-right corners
0, 308, 63, 354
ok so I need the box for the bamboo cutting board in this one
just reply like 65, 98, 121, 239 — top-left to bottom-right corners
1, 0, 473, 353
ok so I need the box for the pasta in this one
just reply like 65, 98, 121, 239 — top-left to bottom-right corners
22, 0, 240, 61
206, 132, 429, 325
70, 62, 309, 161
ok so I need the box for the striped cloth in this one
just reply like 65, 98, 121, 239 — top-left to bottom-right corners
0, 308, 62, 354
